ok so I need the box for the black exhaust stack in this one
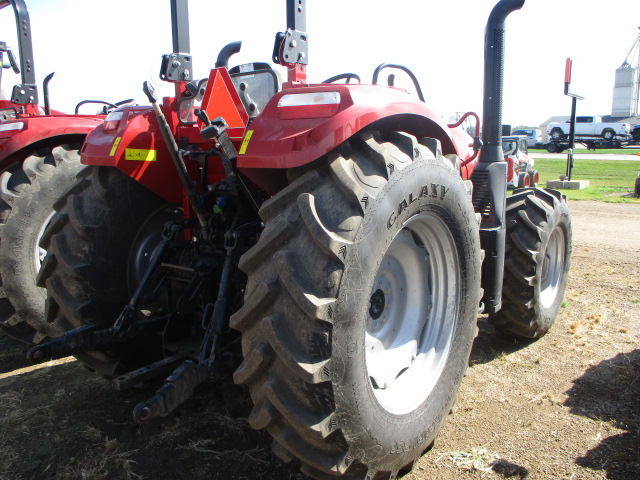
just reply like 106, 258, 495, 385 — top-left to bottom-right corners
472, 0, 525, 314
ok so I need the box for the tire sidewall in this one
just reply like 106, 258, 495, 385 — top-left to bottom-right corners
330, 155, 480, 467
0, 153, 84, 324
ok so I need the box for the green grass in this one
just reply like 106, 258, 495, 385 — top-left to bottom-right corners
532, 157, 640, 202
530, 148, 640, 155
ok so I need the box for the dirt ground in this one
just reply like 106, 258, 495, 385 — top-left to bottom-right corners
0, 199, 638, 480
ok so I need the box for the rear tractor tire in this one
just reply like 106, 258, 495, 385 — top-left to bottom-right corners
0, 145, 87, 343
231, 131, 482, 479
489, 188, 572, 338
35, 166, 177, 376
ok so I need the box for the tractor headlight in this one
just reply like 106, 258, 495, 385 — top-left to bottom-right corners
103, 111, 124, 133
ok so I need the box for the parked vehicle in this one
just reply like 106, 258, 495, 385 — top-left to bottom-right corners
0, 0, 132, 343
547, 115, 631, 141
26, 1, 572, 478
503, 135, 538, 187
511, 128, 542, 147
545, 137, 624, 153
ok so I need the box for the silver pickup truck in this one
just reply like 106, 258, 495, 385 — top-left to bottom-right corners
547, 116, 631, 140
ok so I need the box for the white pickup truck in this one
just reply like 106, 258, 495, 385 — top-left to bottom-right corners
547, 116, 631, 141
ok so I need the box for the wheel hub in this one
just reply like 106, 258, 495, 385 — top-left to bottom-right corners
368, 288, 386, 320
540, 225, 566, 308
365, 213, 459, 414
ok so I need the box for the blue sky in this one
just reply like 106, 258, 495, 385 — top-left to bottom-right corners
1, 0, 639, 127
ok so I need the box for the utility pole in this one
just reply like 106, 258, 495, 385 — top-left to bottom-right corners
563, 58, 584, 181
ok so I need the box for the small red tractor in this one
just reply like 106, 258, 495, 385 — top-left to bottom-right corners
503, 135, 539, 188
27, 0, 572, 478
0, 0, 132, 343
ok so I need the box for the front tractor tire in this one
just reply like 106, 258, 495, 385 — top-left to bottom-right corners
489, 188, 572, 338
0, 145, 86, 343
231, 131, 481, 479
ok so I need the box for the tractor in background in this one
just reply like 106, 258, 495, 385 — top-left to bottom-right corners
0, 0, 132, 343
503, 135, 539, 188
26, 0, 572, 479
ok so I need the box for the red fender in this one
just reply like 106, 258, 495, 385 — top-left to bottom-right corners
505, 155, 515, 182
237, 84, 475, 194
80, 77, 478, 203
80, 69, 248, 205
80, 106, 181, 204
0, 115, 103, 168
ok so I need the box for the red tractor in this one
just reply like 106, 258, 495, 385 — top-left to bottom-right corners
0, 0, 132, 343
27, 0, 572, 478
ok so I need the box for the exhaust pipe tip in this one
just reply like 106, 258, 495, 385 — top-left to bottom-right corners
481, 0, 526, 158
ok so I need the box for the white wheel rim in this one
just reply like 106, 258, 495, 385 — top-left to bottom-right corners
365, 213, 460, 415
540, 225, 566, 308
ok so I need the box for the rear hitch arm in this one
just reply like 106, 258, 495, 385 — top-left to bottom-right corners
27, 324, 119, 363
131, 224, 239, 424
143, 81, 207, 227
27, 221, 184, 364
133, 360, 209, 424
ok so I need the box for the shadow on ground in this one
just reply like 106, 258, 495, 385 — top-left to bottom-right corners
0, 332, 31, 374
565, 349, 640, 480
468, 316, 535, 366
0, 332, 305, 480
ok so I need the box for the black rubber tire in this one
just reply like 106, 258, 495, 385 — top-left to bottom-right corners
0, 144, 87, 344
230, 131, 481, 479
489, 188, 572, 339
634, 176, 640, 198
35, 166, 175, 376
550, 129, 563, 141
632, 128, 640, 142
602, 129, 614, 141
517, 171, 530, 189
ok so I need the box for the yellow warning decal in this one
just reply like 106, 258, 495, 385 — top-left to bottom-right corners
109, 137, 122, 157
125, 148, 157, 162
238, 130, 254, 155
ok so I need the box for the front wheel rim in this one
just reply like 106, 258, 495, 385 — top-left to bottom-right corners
540, 225, 566, 308
365, 213, 460, 415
